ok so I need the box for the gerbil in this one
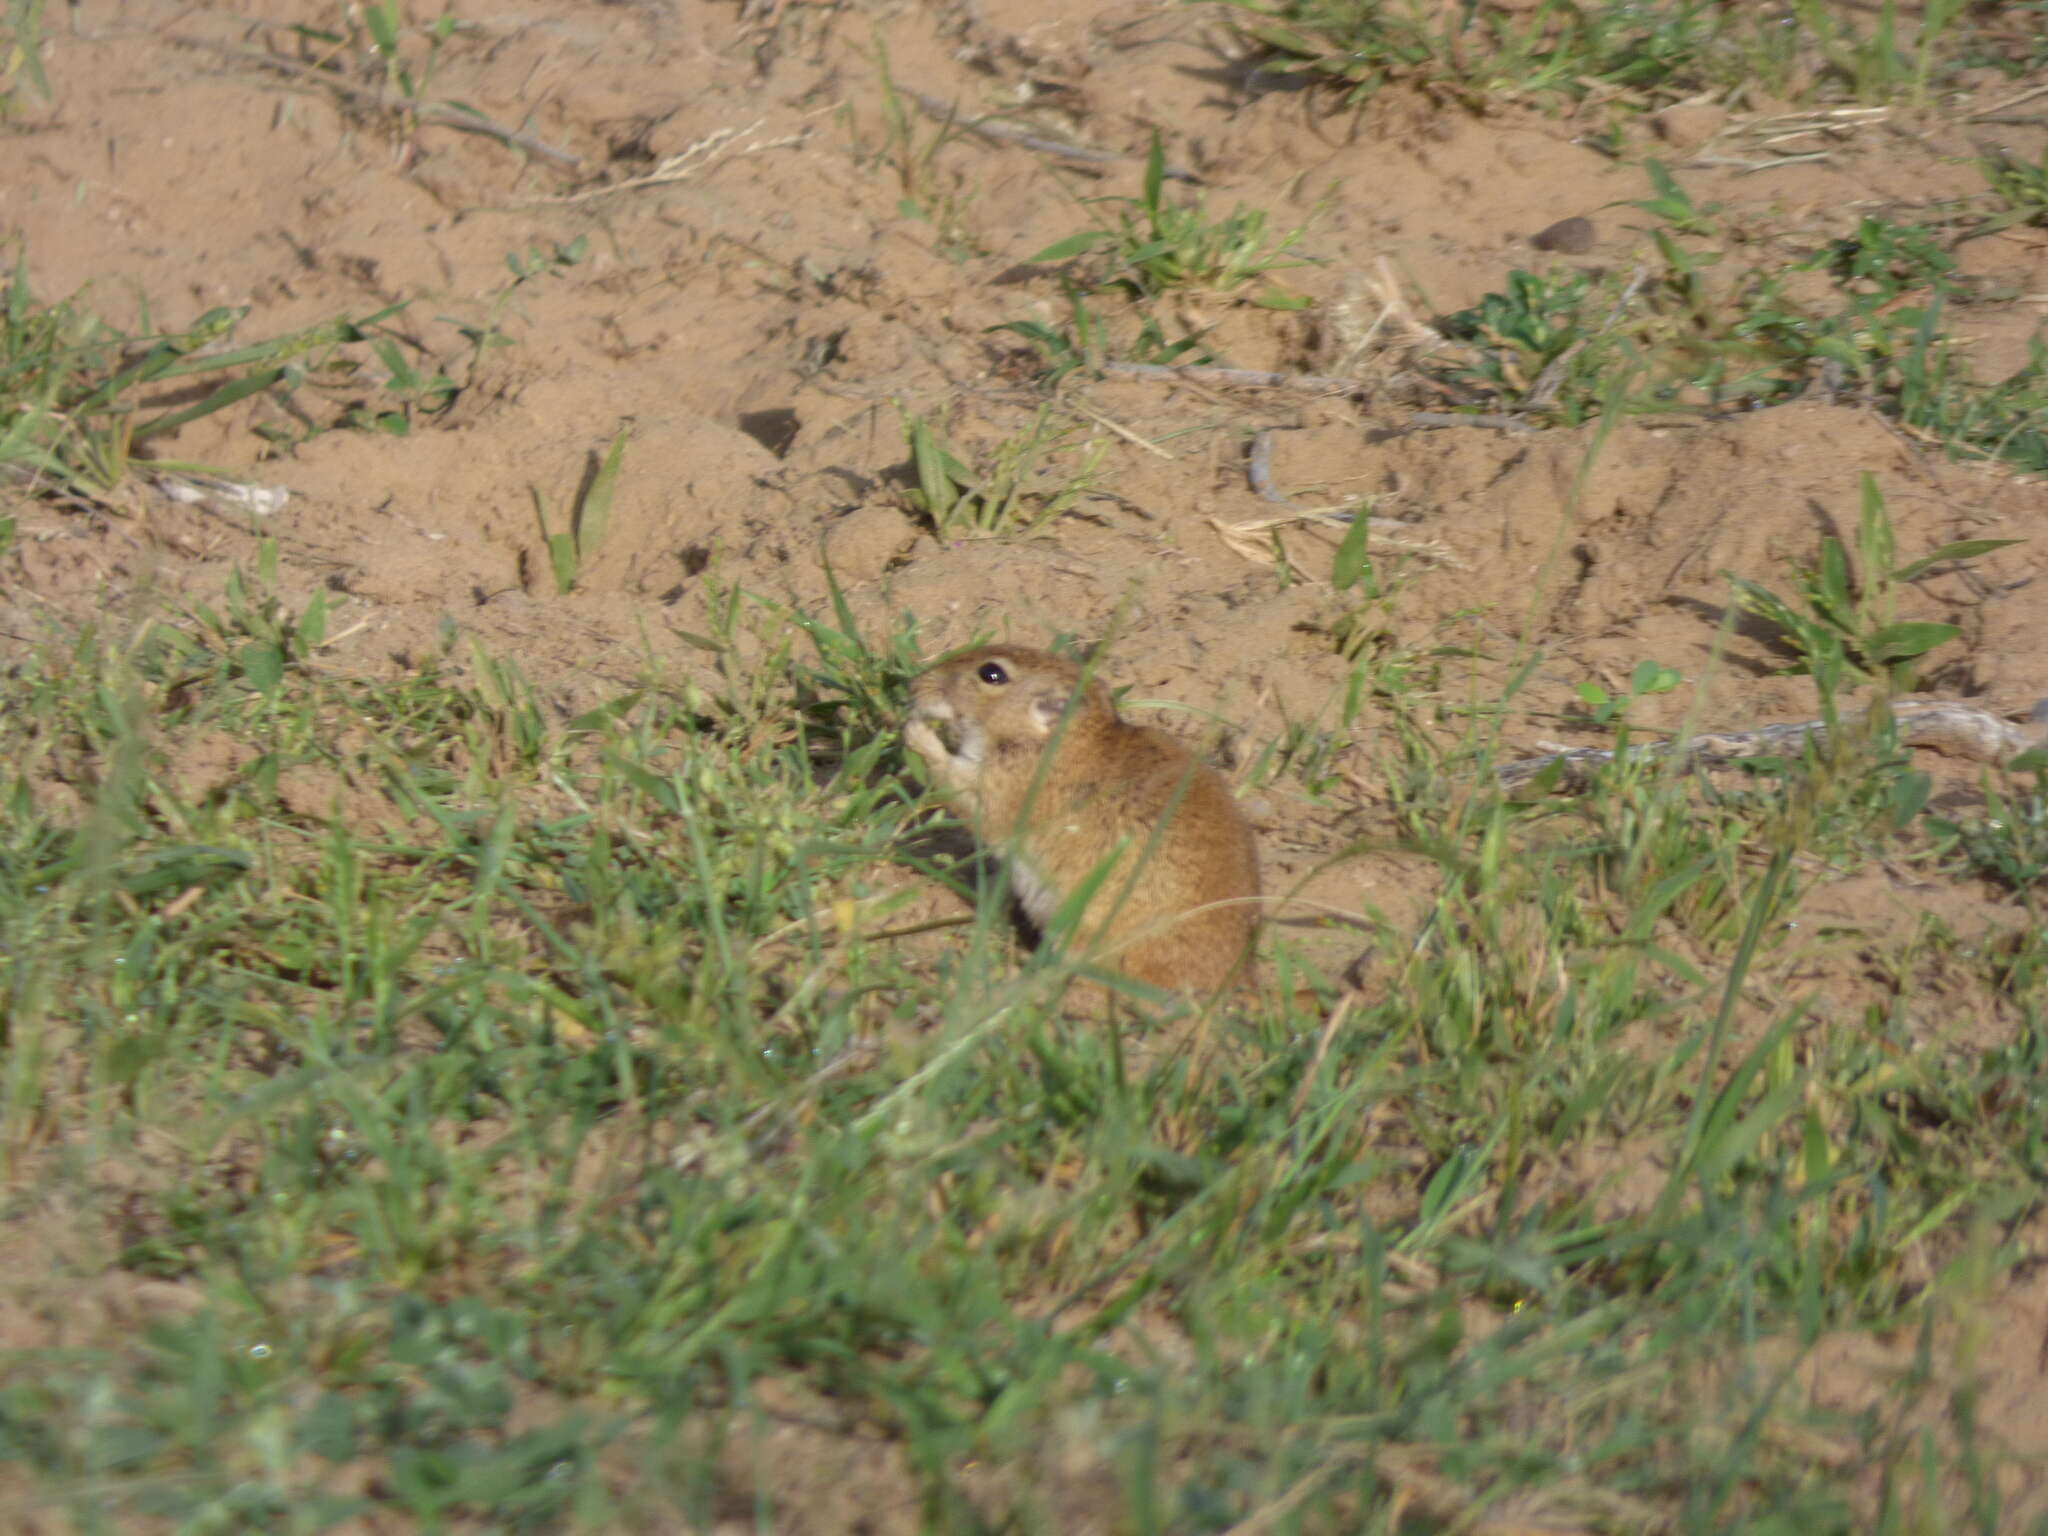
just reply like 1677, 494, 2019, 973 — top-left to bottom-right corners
904, 644, 1260, 996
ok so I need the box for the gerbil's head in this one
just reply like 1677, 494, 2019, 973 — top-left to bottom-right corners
905, 645, 1112, 785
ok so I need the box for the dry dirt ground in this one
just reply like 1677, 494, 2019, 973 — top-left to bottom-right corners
8, 0, 2048, 1526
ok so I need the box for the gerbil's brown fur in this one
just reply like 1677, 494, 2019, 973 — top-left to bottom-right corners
904, 645, 1260, 996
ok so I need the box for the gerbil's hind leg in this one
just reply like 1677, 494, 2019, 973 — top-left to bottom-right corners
1112, 909, 1260, 1001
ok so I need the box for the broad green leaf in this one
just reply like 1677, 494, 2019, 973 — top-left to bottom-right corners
7, 0, 51, 101
1892, 538, 2022, 583
1331, 512, 1371, 591
118, 845, 253, 897
1857, 472, 1894, 580
1646, 159, 1686, 205
548, 531, 577, 594
371, 336, 413, 387
1726, 576, 1803, 633
909, 418, 957, 518
238, 640, 285, 694
1027, 232, 1112, 263
1811, 538, 1854, 629
1631, 659, 1681, 695
1887, 769, 1932, 829
296, 588, 329, 649
575, 428, 628, 561
990, 319, 1067, 355
1867, 621, 1959, 662
362, 0, 399, 52
1141, 132, 1165, 218
133, 366, 287, 443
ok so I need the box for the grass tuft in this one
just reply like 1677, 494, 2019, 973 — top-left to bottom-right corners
1226, 0, 2002, 111
0, 544, 2042, 1526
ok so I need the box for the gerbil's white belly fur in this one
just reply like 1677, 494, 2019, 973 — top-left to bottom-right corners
1006, 854, 1062, 928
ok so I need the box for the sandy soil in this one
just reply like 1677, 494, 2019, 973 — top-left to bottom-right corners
6, 0, 2048, 1525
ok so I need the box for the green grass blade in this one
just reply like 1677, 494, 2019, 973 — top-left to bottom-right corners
574, 428, 628, 563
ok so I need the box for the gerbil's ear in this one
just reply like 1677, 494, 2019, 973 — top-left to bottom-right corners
1027, 690, 1069, 736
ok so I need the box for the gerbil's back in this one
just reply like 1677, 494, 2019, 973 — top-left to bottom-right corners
1028, 713, 1261, 993
1117, 717, 1261, 906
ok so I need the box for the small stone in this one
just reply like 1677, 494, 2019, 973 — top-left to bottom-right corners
1531, 216, 1595, 254
823, 503, 919, 583
1650, 100, 1728, 152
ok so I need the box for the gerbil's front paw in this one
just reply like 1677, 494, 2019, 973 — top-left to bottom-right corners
904, 718, 947, 765
905, 714, 978, 791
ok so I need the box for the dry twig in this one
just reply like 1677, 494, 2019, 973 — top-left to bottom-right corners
521, 119, 809, 206
1105, 360, 1368, 395
903, 90, 1200, 181
188, 42, 583, 169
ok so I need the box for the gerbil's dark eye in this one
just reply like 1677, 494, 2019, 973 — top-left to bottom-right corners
977, 661, 1009, 686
